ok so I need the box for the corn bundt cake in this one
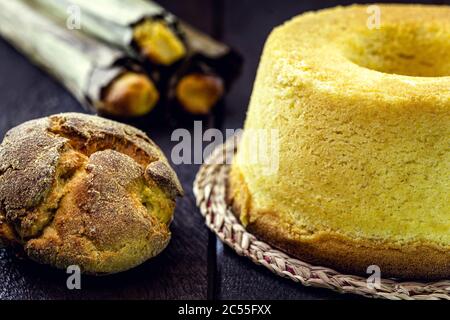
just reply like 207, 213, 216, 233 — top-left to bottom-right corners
229, 4, 450, 279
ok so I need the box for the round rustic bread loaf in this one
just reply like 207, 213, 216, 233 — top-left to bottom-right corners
0, 113, 183, 274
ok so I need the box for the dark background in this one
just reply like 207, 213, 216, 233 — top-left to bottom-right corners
0, 0, 447, 300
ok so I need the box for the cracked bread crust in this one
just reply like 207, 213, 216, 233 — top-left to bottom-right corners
0, 113, 183, 274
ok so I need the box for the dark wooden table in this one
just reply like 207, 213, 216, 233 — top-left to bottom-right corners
0, 0, 445, 300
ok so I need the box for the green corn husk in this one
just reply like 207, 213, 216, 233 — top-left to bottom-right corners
30, 0, 242, 113
0, 0, 159, 117
178, 21, 243, 89
30, 0, 187, 66
167, 22, 243, 114
168, 23, 243, 113
31, 0, 242, 85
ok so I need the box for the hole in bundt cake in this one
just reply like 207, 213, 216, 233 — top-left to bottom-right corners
344, 24, 450, 77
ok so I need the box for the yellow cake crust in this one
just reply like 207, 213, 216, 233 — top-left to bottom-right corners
229, 168, 450, 280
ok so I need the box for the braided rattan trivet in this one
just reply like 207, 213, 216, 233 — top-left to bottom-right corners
193, 135, 450, 300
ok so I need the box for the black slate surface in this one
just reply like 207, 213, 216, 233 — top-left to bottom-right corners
0, 0, 446, 300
